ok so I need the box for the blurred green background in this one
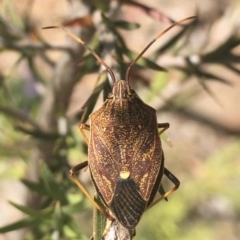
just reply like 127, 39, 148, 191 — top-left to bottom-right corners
0, 0, 240, 239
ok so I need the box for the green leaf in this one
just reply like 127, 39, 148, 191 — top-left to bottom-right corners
40, 162, 67, 203
21, 179, 49, 196
101, 13, 140, 31
138, 57, 167, 71
160, 132, 173, 148
54, 202, 64, 236
121, 47, 166, 71
0, 217, 41, 233
81, 72, 108, 123
225, 63, 240, 75
9, 201, 53, 218
95, 1, 109, 12
62, 201, 86, 215
151, 71, 168, 92
185, 58, 232, 86
101, 13, 114, 28
114, 20, 140, 30
155, 21, 195, 55
63, 214, 85, 238
196, 69, 232, 86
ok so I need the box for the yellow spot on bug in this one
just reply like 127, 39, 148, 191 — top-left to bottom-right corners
120, 171, 130, 179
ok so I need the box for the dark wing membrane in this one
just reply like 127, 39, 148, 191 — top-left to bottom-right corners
110, 177, 146, 229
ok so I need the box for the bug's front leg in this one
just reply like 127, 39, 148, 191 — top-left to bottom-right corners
157, 122, 169, 135
158, 122, 173, 147
79, 123, 90, 144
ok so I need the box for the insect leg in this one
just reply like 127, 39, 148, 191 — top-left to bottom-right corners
70, 161, 114, 221
164, 167, 180, 190
147, 167, 180, 210
79, 123, 90, 144
158, 184, 168, 202
158, 122, 173, 147
157, 122, 169, 135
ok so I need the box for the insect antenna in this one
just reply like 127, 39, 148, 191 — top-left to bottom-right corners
42, 26, 116, 83
125, 16, 196, 84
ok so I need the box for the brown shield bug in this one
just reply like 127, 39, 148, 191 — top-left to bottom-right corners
44, 15, 196, 232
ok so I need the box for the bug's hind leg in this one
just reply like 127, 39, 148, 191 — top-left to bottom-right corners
70, 161, 114, 221
158, 183, 168, 202
147, 167, 180, 210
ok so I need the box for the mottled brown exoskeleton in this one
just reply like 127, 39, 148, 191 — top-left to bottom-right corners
44, 16, 195, 233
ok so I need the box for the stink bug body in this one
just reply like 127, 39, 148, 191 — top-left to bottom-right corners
44, 16, 195, 233
88, 80, 166, 228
